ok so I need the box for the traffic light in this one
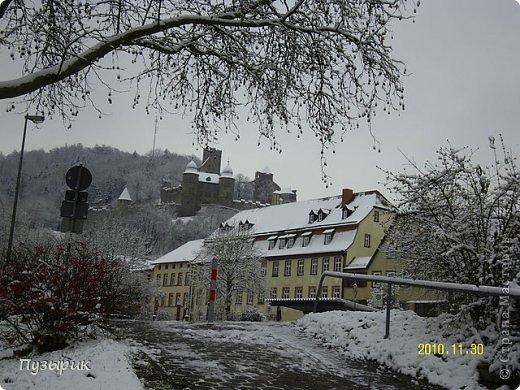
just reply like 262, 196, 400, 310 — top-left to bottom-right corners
60, 190, 89, 219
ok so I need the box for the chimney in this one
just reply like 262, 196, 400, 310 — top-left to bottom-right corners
342, 188, 354, 205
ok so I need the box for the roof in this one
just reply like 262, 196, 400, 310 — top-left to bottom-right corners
222, 191, 390, 235
221, 164, 233, 178
150, 239, 204, 264
118, 187, 132, 201
345, 256, 372, 270
255, 230, 357, 258
184, 159, 198, 174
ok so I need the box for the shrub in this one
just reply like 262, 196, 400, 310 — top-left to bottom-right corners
238, 307, 265, 322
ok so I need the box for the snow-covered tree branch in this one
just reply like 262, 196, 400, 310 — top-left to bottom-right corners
0, 0, 418, 179
382, 138, 520, 327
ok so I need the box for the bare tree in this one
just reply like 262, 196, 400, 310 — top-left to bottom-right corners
195, 225, 264, 320
0, 0, 418, 179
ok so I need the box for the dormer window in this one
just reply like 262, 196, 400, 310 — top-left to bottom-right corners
302, 231, 312, 247
323, 229, 335, 245
239, 220, 255, 230
279, 237, 287, 249
220, 223, 232, 231
287, 234, 295, 248
342, 205, 354, 220
268, 236, 277, 250
309, 211, 317, 224
317, 208, 330, 222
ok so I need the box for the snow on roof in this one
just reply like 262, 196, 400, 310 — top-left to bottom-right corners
198, 172, 220, 184
273, 188, 296, 194
255, 230, 356, 258
345, 256, 372, 270
184, 159, 198, 173
221, 164, 233, 178
261, 166, 272, 174
222, 191, 389, 235
150, 239, 204, 264
118, 187, 132, 201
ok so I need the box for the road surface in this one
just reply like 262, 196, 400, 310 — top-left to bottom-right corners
118, 320, 442, 390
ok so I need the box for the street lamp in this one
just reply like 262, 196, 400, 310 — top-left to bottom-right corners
6, 114, 45, 261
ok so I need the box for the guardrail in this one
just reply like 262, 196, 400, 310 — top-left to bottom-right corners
313, 271, 520, 338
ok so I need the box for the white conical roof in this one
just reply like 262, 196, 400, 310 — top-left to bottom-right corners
262, 166, 272, 175
184, 159, 198, 174
118, 187, 132, 201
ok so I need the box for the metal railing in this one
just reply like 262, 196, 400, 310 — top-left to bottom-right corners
313, 271, 520, 339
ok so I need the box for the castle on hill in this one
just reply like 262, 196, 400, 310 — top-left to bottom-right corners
160, 148, 297, 216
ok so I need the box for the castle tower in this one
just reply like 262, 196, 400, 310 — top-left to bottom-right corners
180, 160, 201, 216
200, 148, 222, 174
218, 163, 235, 205
253, 166, 279, 204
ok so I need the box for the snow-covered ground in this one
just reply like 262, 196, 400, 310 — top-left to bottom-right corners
0, 338, 143, 390
297, 310, 516, 390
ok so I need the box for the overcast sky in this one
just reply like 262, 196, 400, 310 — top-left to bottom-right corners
1, 0, 520, 202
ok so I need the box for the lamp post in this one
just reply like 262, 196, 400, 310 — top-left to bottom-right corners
6, 114, 45, 261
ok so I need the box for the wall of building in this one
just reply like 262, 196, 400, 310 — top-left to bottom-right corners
151, 261, 193, 320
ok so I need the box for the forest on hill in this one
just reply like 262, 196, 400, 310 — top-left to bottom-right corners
0, 145, 236, 258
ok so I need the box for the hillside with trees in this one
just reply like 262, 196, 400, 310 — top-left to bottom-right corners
0, 145, 236, 257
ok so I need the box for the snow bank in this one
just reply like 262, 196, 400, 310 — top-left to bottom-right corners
297, 310, 489, 389
0, 338, 143, 390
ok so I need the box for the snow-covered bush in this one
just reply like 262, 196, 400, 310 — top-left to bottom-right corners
0, 243, 147, 353
239, 307, 265, 322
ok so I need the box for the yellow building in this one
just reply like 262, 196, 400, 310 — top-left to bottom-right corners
149, 239, 203, 320
191, 188, 403, 321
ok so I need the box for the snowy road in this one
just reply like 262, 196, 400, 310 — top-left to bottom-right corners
119, 320, 443, 390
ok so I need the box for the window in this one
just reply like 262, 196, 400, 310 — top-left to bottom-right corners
332, 286, 341, 298
310, 258, 318, 275
177, 272, 183, 286
163, 274, 168, 287
334, 256, 342, 272
270, 287, 277, 299
268, 238, 276, 250
324, 233, 333, 245
158, 265, 162, 270
183, 293, 189, 307
236, 289, 243, 304
364, 234, 371, 248
386, 271, 396, 278
272, 261, 279, 277
309, 212, 316, 224
317, 212, 323, 222
261, 262, 267, 277
287, 237, 294, 248
258, 292, 265, 304
321, 286, 328, 298
302, 235, 311, 247
172, 264, 176, 269
282, 287, 290, 299
176, 293, 182, 306
374, 210, 380, 222
342, 206, 353, 219
185, 272, 191, 286
322, 257, 330, 273
372, 271, 382, 288
279, 238, 286, 249
170, 273, 176, 286
295, 287, 303, 299
297, 259, 305, 276
165, 264, 168, 270
308, 286, 317, 298
247, 290, 254, 305
168, 293, 175, 306
156, 274, 161, 282
284, 260, 292, 276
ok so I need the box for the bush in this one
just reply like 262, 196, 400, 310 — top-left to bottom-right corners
0, 243, 145, 353
238, 307, 265, 322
